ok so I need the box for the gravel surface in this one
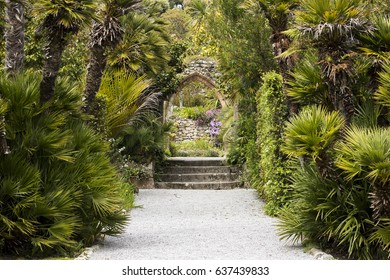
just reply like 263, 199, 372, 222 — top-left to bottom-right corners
89, 189, 313, 260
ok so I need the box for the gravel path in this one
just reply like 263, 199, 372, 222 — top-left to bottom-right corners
89, 189, 313, 260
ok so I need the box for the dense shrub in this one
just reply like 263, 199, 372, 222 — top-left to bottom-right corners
255, 72, 290, 215
0, 73, 127, 258
278, 106, 390, 259
117, 116, 172, 164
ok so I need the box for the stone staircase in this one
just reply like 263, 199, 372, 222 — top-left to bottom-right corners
154, 157, 243, 190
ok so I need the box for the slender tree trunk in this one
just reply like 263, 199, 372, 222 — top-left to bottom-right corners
321, 59, 355, 125
83, 19, 123, 114
2, 0, 26, 155
40, 34, 67, 104
272, 33, 298, 116
371, 183, 390, 221
4, 0, 24, 74
83, 44, 108, 113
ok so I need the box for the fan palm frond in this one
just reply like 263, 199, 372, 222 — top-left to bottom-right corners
107, 12, 170, 76
359, 15, 390, 63
282, 105, 345, 160
286, 51, 329, 105
97, 70, 151, 137
376, 62, 390, 107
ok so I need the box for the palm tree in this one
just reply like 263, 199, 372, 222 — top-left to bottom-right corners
107, 12, 170, 76
83, 0, 140, 114
33, 0, 97, 104
336, 126, 390, 220
242, 0, 299, 114
287, 0, 370, 124
4, 0, 25, 74
282, 105, 345, 177
250, 0, 298, 73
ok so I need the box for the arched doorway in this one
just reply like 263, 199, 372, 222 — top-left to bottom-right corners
163, 58, 230, 156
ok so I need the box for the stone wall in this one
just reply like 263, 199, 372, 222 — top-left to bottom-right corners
171, 116, 210, 142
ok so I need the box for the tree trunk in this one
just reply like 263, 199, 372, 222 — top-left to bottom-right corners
83, 44, 108, 114
4, 0, 25, 74
272, 33, 298, 116
39, 34, 67, 104
2, 0, 26, 155
371, 183, 390, 221
323, 63, 354, 125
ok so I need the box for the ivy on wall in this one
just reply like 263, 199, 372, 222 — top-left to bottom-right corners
255, 71, 291, 215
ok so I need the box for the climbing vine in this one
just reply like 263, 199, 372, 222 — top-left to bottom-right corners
255, 72, 291, 215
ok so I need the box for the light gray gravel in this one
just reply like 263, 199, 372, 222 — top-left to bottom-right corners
89, 189, 313, 260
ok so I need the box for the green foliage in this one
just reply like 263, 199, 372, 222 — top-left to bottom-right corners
161, 6, 192, 39
118, 116, 172, 164
277, 164, 387, 259
286, 51, 329, 106
279, 107, 390, 259
359, 15, 390, 63
170, 138, 222, 157
172, 106, 208, 120
227, 97, 257, 165
376, 63, 390, 108
282, 105, 345, 161
0, 73, 127, 258
97, 70, 151, 138
336, 126, 390, 220
206, 0, 276, 96
255, 71, 290, 215
108, 12, 170, 77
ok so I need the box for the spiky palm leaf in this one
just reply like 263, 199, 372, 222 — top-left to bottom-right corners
0, 72, 127, 257
359, 15, 390, 63
277, 163, 380, 259
286, 51, 329, 105
107, 12, 170, 76
97, 70, 151, 137
34, 0, 96, 32
336, 126, 390, 219
287, 0, 371, 122
376, 62, 390, 108
282, 105, 345, 161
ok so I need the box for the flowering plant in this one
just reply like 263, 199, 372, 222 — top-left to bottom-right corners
209, 118, 222, 137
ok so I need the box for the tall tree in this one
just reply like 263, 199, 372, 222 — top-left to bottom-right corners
34, 0, 96, 104
243, 0, 299, 114
287, 0, 370, 124
83, 0, 140, 114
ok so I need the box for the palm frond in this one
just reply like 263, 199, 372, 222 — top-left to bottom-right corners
359, 15, 390, 63
286, 51, 329, 105
376, 63, 390, 107
97, 70, 151, 137
282, 105, 345, 160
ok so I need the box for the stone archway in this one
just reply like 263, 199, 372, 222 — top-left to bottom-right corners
175, 72, 227, 107
172, 58, 227, 107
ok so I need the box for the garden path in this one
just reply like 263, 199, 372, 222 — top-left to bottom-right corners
88, 189, 313, 260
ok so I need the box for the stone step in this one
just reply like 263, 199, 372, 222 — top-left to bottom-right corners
157, 173, 239, 182
154, 181, 244, 190
160, 165, 240, 174
164, 157, 226, 167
